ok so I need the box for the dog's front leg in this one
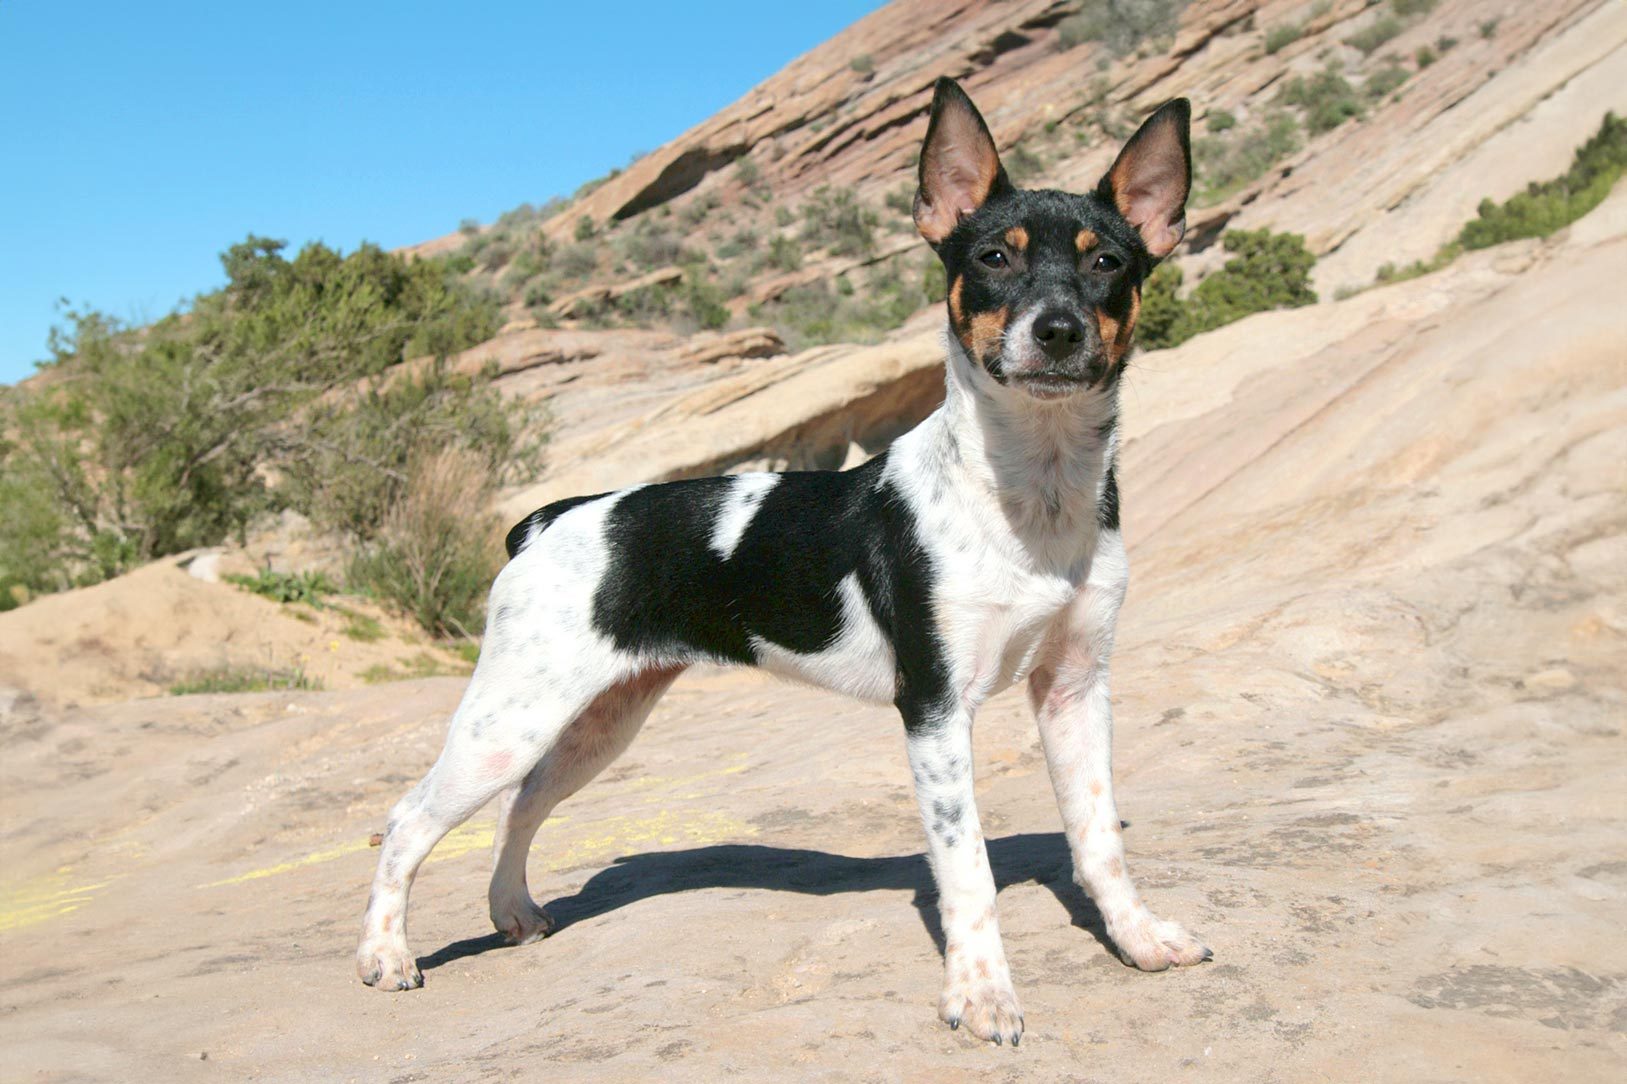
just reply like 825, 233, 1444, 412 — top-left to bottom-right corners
903, 713, 1023, 1046
1028, 543, 1210, 971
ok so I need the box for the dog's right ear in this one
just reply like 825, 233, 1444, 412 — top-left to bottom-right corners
914, 78, 1011, 247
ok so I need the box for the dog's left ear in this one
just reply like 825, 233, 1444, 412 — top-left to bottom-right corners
1098, 98, 1191, 259
914, 77, 1012, 247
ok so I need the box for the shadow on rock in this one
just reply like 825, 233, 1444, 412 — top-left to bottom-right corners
419, 831, 1114, 973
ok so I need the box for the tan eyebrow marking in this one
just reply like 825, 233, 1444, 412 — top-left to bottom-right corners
1076, 229, 1099, 251
1004, 226, 1029, 250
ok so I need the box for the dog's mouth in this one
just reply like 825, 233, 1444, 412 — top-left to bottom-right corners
1009, 369, 1093, 400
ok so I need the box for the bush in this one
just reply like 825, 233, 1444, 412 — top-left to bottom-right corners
757, 255, 942, 350
348, 447, 503, 639
169, 665, 321, 696
618, 220, 688, 270
1458, 112, 1626, 249
0, 237, 526, 627
225, 569, 338, 606
800, 186, 879, 258
2, 242, 500, 587
1346, 16, 1402, 55
1205, 109, 1237, 133
1193, 110, 1301, 203
683, 275, 731, 331
1414, 45, 1437, 68
1280, 65, 1364, 134
1264, 23, 1302, 54
1137, 229, 1318, 350
850, 54, 874, 75
1391, 0, 1437, 16
1057, 0, 1188, 53
1364, 63, 1411, 101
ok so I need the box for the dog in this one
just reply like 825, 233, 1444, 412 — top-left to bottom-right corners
357, 78, 1207, 1046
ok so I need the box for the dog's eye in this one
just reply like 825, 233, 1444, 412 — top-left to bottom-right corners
978, 250, 1009, 270
1091, 253, 1123, 273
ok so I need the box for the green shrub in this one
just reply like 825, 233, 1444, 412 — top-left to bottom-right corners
1364, 63, 1411, 101
757, 255, 942, 350
554, 242, 598, 281
1264, 23, 1302, 54
1390, 0, 1436, 16
1057, 0, 1189, 53
1005, 144, 1045, 185
800, 186, 879, 258
0, 239, 506, 603
1205, 109, 1237, 133
169, 665, 321, 696
618, 220, 688, 270
1137, 229, 1318, 350
763, 234, 802, 272
850, 54, 874, 74
1458, 112, 1626, 249
1347, 16, 1402, 55
683, 275, 731, 331
1414, 45, 1437, 67
574, 215, 596, 242
1479, 18, 1499, 39
1193, 110, 1301, 203
347, 446, 502, 639
1280, 65, 1364, 134
225, 569, 338, 606
735, 157, 760, 186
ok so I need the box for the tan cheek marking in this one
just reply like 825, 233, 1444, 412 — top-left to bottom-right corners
948, 275, 965, 324
1114, 287, 1141, 362
1004, 226, 1029, 251
1076, 229, 1099, 252
968, 307, 1010, 361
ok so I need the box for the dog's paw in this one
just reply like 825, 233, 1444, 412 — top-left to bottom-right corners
490, 897, 556, 945
1112, 915, 1211, 972
940, 972, 1024, 1047
357, 942, 424, 991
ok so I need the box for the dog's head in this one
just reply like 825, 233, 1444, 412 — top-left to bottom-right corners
914, 78, 1190, 401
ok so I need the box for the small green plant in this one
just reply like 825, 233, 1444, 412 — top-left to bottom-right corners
225, 569, 339, 607
757, 255, 944, 350
1479, 18, 1499, 39
338, 609, 387, 643
800, 186, 879, 258
1264, 23, 1302, 54
1364, 63, 1411, 101
1390, 0, 1437, 16
1193, 110, 1302, 203
1136, 229, 1318, 350
1346, 16, 1402, 55
683, 275, 731, 331
574, 215, 596, 242
735, 157, 760, 186
169, 665, 322, 696
1056, 0, 1189, 53
1414, 45, 1437, 67
1280, 64, 1364, 134
360, 653, 469, 685
1458, 111, 1626, 249
1205, 110, 1237, 133
850, 54, 874, 75
1005, 144, 1046, 185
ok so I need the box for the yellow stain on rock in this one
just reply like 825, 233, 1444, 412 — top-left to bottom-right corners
0, 866, 111, 934
198, 754, 760, 890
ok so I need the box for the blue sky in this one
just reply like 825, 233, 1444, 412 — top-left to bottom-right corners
0, 1, 886, 385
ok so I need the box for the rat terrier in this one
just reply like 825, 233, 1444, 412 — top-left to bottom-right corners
358, 78, 1207, 1047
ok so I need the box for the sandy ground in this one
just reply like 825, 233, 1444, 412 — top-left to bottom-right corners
3, 201, 1626, 1084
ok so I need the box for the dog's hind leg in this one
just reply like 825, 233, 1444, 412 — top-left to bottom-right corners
486, 665, 683, 943
355, 670, 617, 991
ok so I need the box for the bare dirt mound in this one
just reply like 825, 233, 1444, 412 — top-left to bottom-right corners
3, 189, 1623, 1082
0, 556, 469, 709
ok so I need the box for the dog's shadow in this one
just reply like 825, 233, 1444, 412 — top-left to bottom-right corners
418, 831, 1113, 973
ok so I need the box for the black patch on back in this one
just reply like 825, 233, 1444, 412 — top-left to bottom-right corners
1097, 466, 1120, 532
588, 455, 955, 728
505, 493, 606, 558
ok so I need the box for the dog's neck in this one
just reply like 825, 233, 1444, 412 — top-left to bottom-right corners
922, 335, 1118, 562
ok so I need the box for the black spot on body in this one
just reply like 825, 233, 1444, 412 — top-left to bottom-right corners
580, 454, 955, 728
505, 493, 604, 558
1097, 467, 1120, 532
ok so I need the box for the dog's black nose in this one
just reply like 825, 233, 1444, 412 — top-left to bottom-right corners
1032, 311, 1085, 361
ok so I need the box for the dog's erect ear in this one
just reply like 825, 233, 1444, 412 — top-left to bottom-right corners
914, 78, 1011, 247
1098, 98, 1191, 259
